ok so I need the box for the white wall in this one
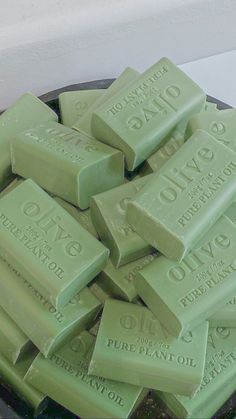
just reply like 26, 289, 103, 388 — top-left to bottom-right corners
0, 0, 236, 109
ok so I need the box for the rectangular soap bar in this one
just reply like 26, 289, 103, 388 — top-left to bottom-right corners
156, 327, 236, 419
91, 174, 154, 267
89, 299, 209, 396
0, 179, 109, 308
73, 67, 140, 138
0, 93, 57, 191
0, 307, 34, 364
0, 256, 101, 356
59, 89, 105, 128
25, 331, 147, 419
136, 215, 236, 337
96, 252, 158, 302
209, 296, 236, 327
91, 57, 205, 170
0, 351, 47, 415
127, 130, 236, 261
11, 121, 124, 209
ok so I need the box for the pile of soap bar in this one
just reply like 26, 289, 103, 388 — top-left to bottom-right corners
0, 57, 235, 419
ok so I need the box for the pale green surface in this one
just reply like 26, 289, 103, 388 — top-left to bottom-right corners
0, 351, 47, 415
11, 121, 124, 209
89, 299, 208, 396
156, 327, 236, 419
0, 93, 57, 190
92, 58, 205, 170
59, 89, 104, 128
136, 215, 236, 337
25, 331, 147, 419
209, 296, 236, 327
73, 68, 140, 138
0, 307, 34, 364
90, 174, 154, 267
96, 253, 158, 302
0, 179, 109, 309
0, 256, 101, 356
127, 130, 236, 261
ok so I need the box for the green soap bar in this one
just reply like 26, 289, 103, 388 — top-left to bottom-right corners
0, 351, 47, 415
0, 179, 109, 308
0, 256, 101, 356
25, 331, 147, 419
136, 215, 236, 337
0, 307, 34, 364
156, 327, 236, 419
127, 130, 236, 261
225, 201, 236, 224
187, 109, 236, 152
0, 177, 23, 198
73, 67, 140, 138
59, 89, 105, 128
89, 282, 111, 304
91, 58, 205, 170
0, 93, 57, 191
11, 121, 124, 210
91, 174, 154, 267
209, 297, 236, 327
96, 253, 158, 302
89, 299, 209, 396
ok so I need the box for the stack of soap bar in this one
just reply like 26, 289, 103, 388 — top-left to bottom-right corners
156, 327, 236, 419
0, 307, 34, 364
0, 93, 57, 190
11, 121, 124, 209
0, 179, 109, 308
89, 299, 209, 396
24, 331, 148, 419
91, 57, 205, 170
127, 130, 236, 260
73, 67, 140, 138
136, 214, 236, 336
59, 89, 105, 127
91, 174, 154, 267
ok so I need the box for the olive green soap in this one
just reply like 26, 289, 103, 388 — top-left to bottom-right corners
91, 174, 154, 267
156, 327, 236, 419
0, 351, 47, 415
0, 307, 34, 364
96, 253, 158, 302
0, 93, 57, 191
136, 215, 236, 337
11, 121, 124, 209
89, 299, 208, 396
0, 256, 101, 356
59, 89, 105, 127
225, 201, 236, 224
0, 179, 109, 309
73, 67, 140, 138
91, 57, 205, 170
127, 130, 236, 261
25, 331, 147, 419
209, 297, 236, 327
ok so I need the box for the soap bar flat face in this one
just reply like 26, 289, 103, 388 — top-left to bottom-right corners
0, 179, 109, 308
0, 351, 47, 415
136, 215, 236, 337
0, 307, 34, 364
91, 58, 205, 170
59, 89, 104, 127
0, 93, 57, 191
127, 130, 236, 261
25, 331, 147, 419
11, 121, 124, 209
225, 201, 236, 224
96, 253, 158, 302
89, 299, 209, 396
73, 67, 140, 138
156, 327, 236, 419
91, 174, 154, 267
187, 109, 236, 152
0, 256, 101, 356
209, 297, 236, 327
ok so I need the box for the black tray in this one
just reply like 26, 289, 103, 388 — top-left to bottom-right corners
0, 80, 235, 419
